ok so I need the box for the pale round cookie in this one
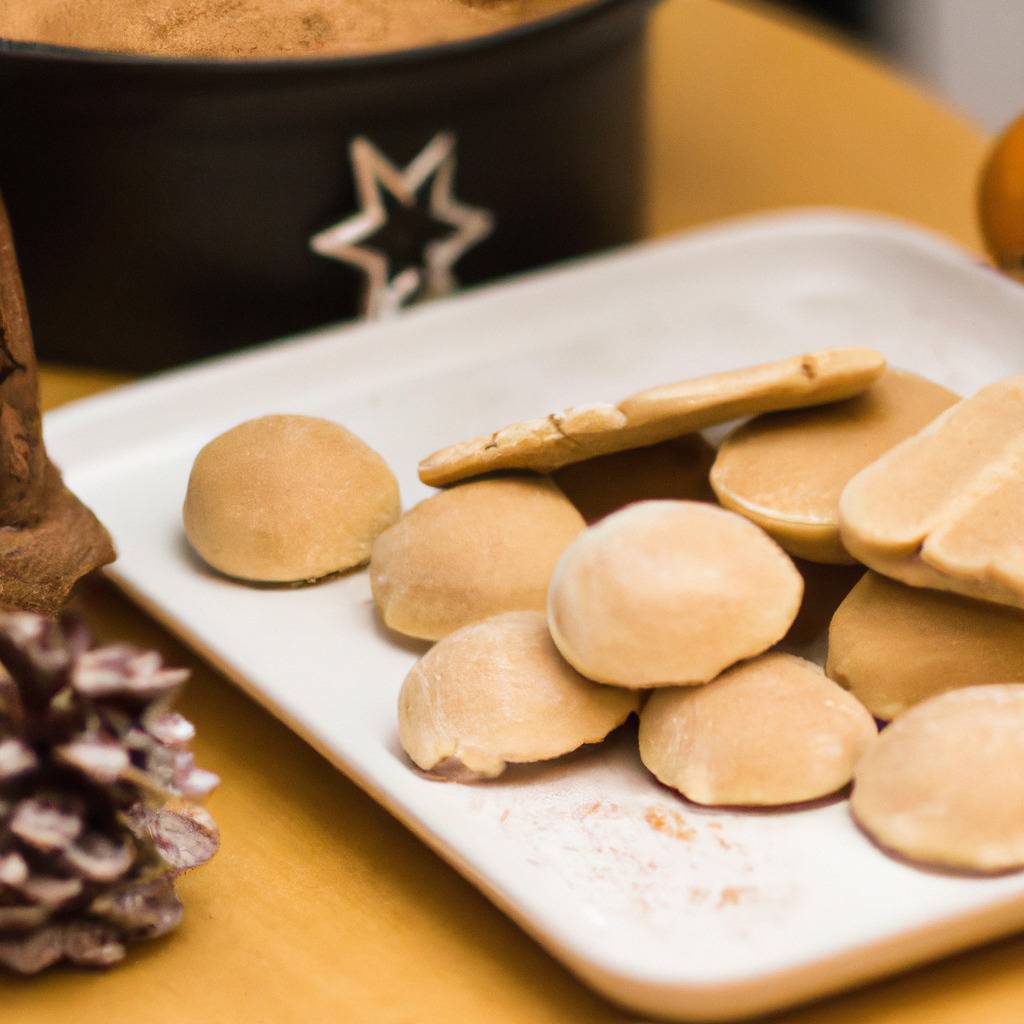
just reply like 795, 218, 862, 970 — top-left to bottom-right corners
852, 684, 1024, 873
827, 572, 1024, 720
419, 348, 885, 486
552, 435, 715, 523
183, 414, 399, 583
839, 376, 1024, 610
639, 652, 877, 806
398, 611, 639, 779
370, 474, 584, 641
547, 501, 803, 687
710, 369, 957, 563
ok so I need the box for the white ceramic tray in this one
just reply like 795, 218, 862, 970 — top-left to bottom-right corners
45, 212, 1024, 1021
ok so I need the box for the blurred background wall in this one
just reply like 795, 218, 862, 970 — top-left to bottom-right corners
770, 0, 1023, 132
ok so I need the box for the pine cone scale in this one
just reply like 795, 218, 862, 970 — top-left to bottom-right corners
63, 831, 135, 882
90, 877, 184, 938
18, 874, 83, 908
0, 737, 36, 778
0, 905, 50, 931
9, 796, 84, 852
55, 734, 131, 784
63, 920, 126, 967
0, 851, 28, 885
0, 925, 63, 973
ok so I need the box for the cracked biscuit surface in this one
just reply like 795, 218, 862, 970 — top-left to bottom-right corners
419, 347, 886, 486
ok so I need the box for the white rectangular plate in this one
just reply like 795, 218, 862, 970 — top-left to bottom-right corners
45, 212, 1024, 1021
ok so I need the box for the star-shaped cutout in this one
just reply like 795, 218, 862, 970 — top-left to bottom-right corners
310, 132, 494, 319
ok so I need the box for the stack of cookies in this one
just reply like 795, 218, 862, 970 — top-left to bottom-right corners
376, 347, 1024, 876
182, 344, 1024, 876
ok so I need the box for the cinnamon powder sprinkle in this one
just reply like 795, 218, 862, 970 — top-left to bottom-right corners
643, 805, 696, 842
716, 886, 756, 909
574, 800, 626, 821
0, 0, 588, 59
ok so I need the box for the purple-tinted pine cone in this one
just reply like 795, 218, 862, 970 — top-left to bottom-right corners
0, 610, 219, 973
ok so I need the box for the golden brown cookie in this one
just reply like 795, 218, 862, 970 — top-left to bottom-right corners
398, 611, 639, 779
370, 474, 584, 641
183, 414, 399, 583
552, 435, 715, 523
851, 684, 1024, 873
827, 572, 1024, 720
840, 376, 1024, 610
419, 348, 885, 486
639, 652, 877, 806
710, 369, 957, 563
547, 500, 803, 688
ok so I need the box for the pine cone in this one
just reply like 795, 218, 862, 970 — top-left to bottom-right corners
0, 610, 219, 973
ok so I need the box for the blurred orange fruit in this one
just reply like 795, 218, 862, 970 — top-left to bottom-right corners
979, 113, 1024, 282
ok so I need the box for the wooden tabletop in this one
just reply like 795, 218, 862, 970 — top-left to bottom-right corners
9, 1, 1018, 1021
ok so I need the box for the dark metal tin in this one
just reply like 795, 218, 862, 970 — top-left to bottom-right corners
0, 0, 656, 370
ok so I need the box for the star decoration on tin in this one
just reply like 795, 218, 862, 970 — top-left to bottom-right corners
310, 132, 495, 319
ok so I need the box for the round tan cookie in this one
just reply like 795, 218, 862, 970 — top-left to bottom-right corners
370, 474, 584, 641
552, 435, 715, 523
640, 652, 877, 806
419, 348, 885, 486
852, 684, 1024, 873
827, 572, 1024, 720
711, 369, 957, 563
547, 501, 803, 687
398, 611, 639, 779
183, 414, 399, 583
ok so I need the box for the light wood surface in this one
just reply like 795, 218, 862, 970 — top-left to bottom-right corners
10, 2, 1016, 1022
645, 1, 987, 251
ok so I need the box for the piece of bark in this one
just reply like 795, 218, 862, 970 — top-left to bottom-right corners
0, 193, 115, 615
0, 197, 46, 525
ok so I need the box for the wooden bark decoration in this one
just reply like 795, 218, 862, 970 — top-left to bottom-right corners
0, 199, 47, 526
0, 193, 115, 615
